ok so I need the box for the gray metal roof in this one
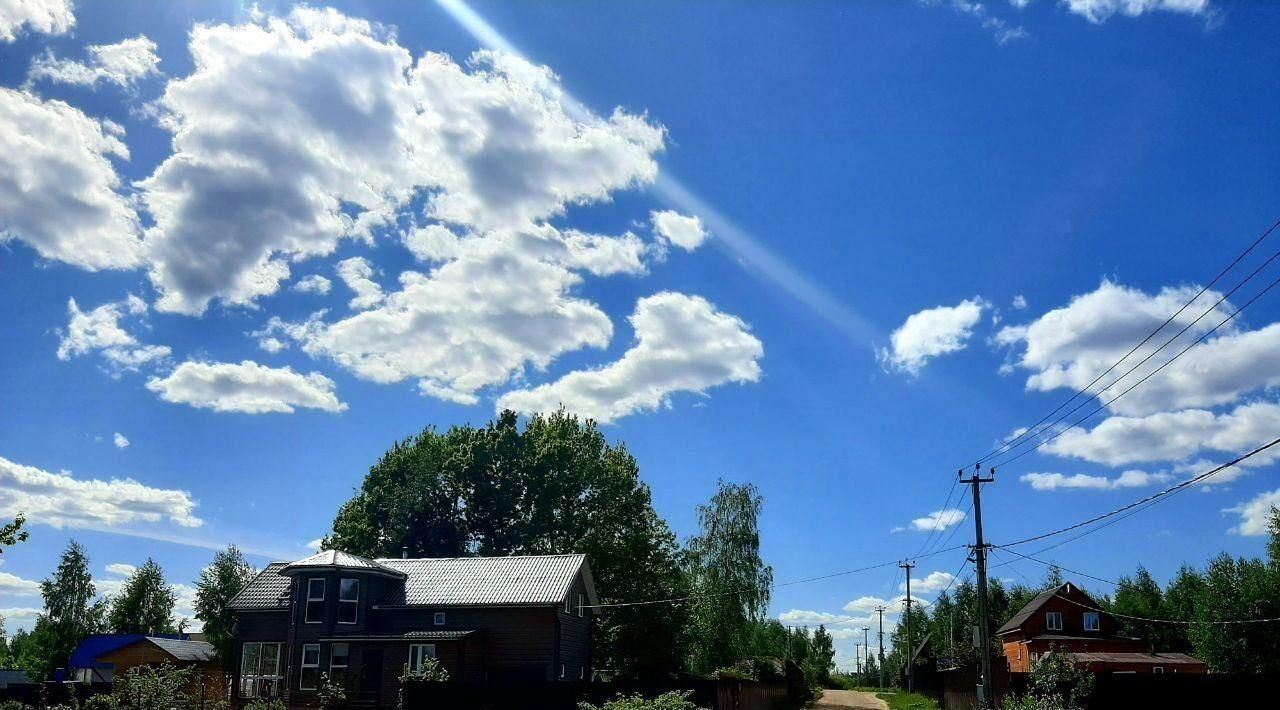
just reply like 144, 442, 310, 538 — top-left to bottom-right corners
376, 554, 593, 607
228, 553, 596, 611
226, 562, 291, 610
146, 637, 216, 662
279, 550, 405, 578
1070, 651, 1204, 665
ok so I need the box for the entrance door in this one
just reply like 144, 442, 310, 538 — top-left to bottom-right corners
361, 649, 383, 705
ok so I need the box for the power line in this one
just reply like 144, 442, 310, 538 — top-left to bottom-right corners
1048, 588, 1280, 626
975, 217, 1280, 467
998, 437, 1280, 549
914, 476, 961, 559
992, 269, 1280, 470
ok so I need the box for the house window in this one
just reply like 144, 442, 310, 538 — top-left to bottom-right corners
1153, 666, 1164, 674
239, 642, 283, 698
329, 643, 349, 687
559, 664, 566, 679
434, 611, 446, 626
300, 643, 321, 690
565, 596, 572, 614
580, 666, 585, 680
305, 578, 325, 623
1083, 612, 1100, 631
409, 643, 437, 672
338, 578, 359, 624
1046, 611, 1063, 631
577, 593, 584, 618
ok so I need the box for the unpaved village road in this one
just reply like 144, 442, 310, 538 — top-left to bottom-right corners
812, 689, 889, 709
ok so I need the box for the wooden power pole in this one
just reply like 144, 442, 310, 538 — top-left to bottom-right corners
875, 605, 886, 689
899, 560, 915, 693
960, 464, 997, 708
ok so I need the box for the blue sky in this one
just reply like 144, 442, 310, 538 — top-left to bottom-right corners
2, 0, 1279, 669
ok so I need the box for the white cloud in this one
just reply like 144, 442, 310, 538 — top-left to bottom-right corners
497, 292, 763, 423
0, 0, 74, 42
1055, 0, 1211, 24
28, 35, 161, 88
907, 508, 967, 532
1021, 469, 1171, 491
306, 538, 323, 551
0, 455, 202, 530
934, 0, 1029, 44
113, 432, 130, 449
56, 296, 171, 373
335, 257, 384, 310
880, 298, 986, 375
105, 563, 138, 577
1227, 488, 1280, 537
651, 210, 708, 252
903, 570, 955, 594
146, 360, 347, 414
1042, 401, 1280, 468
138, 8, 664, 314
293, 274, 332, 295
0, 607, 41, 632
1012, 295, 1027, 310
995, 280, 1280, 417
0, 569, 41, 596
0, 88, 143, 270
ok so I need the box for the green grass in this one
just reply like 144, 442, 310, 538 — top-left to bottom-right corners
875, 691, 939, 710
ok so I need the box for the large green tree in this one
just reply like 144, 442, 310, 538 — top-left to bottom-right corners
107, 558, 176, 635
325, 410, 688, 677
0, 513, 28, 553
194, 545, 257, 670
684, 480, 773, 674
26, 540, 106, 679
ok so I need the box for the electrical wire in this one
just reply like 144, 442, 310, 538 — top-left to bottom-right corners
913, 476, 961, 559
974, 217, 1280, 467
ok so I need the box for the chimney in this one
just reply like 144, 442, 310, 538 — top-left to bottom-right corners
402, 546, 409, 559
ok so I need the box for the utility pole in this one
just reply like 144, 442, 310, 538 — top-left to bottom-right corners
854, 643, 861, 681
961, 464, 997, 709
875, 605, 886, 689
899, 560, 915, 693
862, 627, 871, 686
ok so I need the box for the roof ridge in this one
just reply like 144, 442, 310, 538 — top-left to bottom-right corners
376, 553, 585, 562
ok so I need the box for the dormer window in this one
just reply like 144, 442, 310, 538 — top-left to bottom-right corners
1083, 611, 1100, 631
434, 612, 446, 626
1046, 611, 1063, 631
339, 578, 359, 624
577, 593, 584, 618
305, 578, 325, 623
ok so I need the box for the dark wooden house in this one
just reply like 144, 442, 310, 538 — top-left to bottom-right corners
997, 581, 1205, 675
227, 550, 598, 707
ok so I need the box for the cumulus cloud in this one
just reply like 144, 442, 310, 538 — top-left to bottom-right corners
146, 360, 347, 414
498, 292, 763, 423
106, 563, 138, 577
880, 298, 986, 375
1012, 295, 1027, 310
138, 8, 664, 314
0, 567, 41, 596
293, 274, 332, 295
0, 455, 202, 530
994, 280, 1280, 417
0, 0, 74, 42
335, 257, 384, 310
1227, 488, 1280, 537
1054, 0, 1212, 24
1042, 401, 1280, 468
113, 432, 130, 449
651, 210, 708, 252
903, 571, 956, 594
906, 508, 968, 533
306, 538, 324, 551
28, 35, 161, 88
1021, 469, 1171, 491
0, 607, 40, 632
56, 296, 171, 373
0, 88, 143, 270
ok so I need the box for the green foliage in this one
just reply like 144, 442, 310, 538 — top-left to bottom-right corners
317, 672, 348, 710
877, 691, 939, 710
25, 540, 107, 680
0, 701, 30, 710
578, 691, 706, 710
327, 410, 688, 677
106, 558, 176, 635
242, 700, 288, 710
684, 480, 772, 674
194, 545, 257, 670
1003, 647, 1094, 710
397, 659, 450, 710
111, 662, 196, 710
0, 513, 28, 552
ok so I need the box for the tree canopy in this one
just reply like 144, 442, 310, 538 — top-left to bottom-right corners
107, 558, 177, 635
194, 545, 257, 670
25, 540, 106, 680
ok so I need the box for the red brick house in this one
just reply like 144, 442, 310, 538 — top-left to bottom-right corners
996, 582, 1205, 675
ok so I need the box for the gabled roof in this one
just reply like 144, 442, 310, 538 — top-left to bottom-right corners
228, 552, 598, 611
279, 550, 406, 579
145, 637, 216, 662
996, 582, 1103, 636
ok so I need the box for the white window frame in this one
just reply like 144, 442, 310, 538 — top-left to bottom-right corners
239, 642, 284, 698
559, 664, 566, 679
300, 643, 321, 690
434, 611, 446, 626
338, 578, 359, 625
329, 642, 349, 686
565, 596, 572, 614
1153, 666, 1164, 674
1046, 611, 1063, 631
1083, 611, 1100, 631
577, 593, 584, 618
305, 578, 325, 624
408, 643, 437, 673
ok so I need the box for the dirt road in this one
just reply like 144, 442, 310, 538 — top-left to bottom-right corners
812, 689, 889, 709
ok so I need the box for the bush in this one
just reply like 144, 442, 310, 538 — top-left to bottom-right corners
578, 690, 707, 710
0, 701, 30, 710
877, 691, 939, 710
1002, 647, 1094, 710
242, 700, 287, 710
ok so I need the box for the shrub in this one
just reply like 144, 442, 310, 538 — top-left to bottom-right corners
242, 700, 287, 710
1002, 647, 1094, 710
578, 690, 707, 710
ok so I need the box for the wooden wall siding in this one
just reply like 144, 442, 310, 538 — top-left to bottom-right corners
97, 642, 227, 701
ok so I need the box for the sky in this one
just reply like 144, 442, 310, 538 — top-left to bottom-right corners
2, 0, 1279, 671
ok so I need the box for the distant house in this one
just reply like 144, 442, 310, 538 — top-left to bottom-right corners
227, 550, 598, 707
67, 633, 223, 695
996, 582, 1205, 675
